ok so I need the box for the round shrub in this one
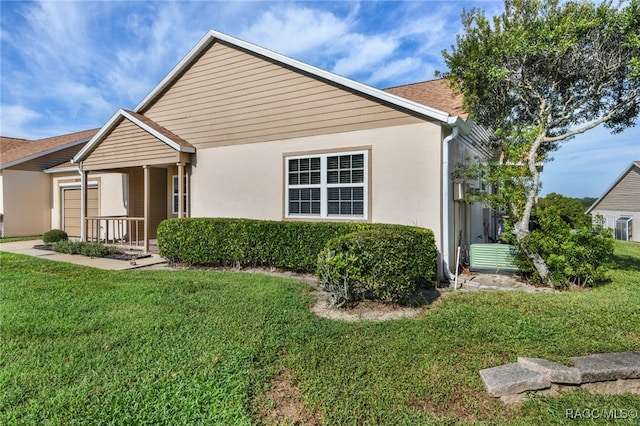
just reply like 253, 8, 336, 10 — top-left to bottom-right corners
43, 229, 68, 244
317, 227, 437, 306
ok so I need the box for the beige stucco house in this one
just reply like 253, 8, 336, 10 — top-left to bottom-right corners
4, 30, 496, 277
587, 160, 640, 242
0, 130, 99, 237
70, 30, 496, 277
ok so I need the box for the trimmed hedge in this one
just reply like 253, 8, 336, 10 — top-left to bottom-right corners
53, 240, 124, 258
317, 227, 438, 305
157, 218, 435, 274
43, 229, 68, 244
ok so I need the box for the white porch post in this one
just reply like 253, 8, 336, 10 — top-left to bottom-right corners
143, 165, 150, 253
80, 169, 88, 241
177, 162, 184, 218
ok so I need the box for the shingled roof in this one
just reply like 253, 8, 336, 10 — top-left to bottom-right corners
1, 128, 98, 170
384, 79, 467, 120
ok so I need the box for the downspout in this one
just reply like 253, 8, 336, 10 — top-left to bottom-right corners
441, 125, 459, 280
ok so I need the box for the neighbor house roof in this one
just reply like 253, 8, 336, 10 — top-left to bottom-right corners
586, 160, 640, 214
133, 30, 469, 132
73, 109, 195, 162
1, 129, 98, 170
384, 79, 468, 120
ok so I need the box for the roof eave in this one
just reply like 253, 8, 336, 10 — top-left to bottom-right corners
44, 165, 80, 174
1, 137, 91, 171
586, 161, 640, 214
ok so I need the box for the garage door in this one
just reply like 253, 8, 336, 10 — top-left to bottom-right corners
63, 187, 98, 237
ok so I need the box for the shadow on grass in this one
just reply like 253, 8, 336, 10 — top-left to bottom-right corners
611, 252, 640, 272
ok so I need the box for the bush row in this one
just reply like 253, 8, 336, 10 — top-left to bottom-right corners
317, 227, 437, 305
53, 240, 124, 258
157, 218, 436, 275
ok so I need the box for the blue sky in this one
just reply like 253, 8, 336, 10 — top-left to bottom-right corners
1, 0, 638, 198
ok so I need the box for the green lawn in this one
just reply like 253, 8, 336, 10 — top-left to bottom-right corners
1, 242, 639, 425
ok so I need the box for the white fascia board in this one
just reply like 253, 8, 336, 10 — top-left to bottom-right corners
120, 110, 195, 153
73, 110, 125, 163
134, 30, 457, 125
44, 165, 80, 174
0, 137, 91, 170
586, 161, 639, 214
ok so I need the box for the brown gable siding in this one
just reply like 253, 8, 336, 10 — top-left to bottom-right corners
596, 167, 640, 211
82, 118, 181, 171
142, 40, 422, 149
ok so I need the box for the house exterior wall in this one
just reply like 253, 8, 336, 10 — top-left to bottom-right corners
50, 172, 128, 235
142, 40, 423, 149
593, 167, 640, 212
589, 166, 640, 242
190, 121, 444, 241
590, 209, 640, 242
448, 135, 492, 265
1, 169, 50, 237
82, 119, 181, 171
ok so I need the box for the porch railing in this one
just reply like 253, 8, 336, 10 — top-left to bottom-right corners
85, 216, 145, 249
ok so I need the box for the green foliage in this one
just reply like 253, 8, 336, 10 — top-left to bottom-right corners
52, 240, 123, 258
513, 207, 615, 287
157, 218, 426, 273
536, 192, 592, 229
440, 0, 639, 285
441, 0, 640, 135
42, 229, 68, 244
316, 227, 437, 305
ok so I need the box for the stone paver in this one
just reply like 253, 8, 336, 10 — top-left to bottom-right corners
0, 240, 166, 271
479, 363, 550, 397
518, 357, 581, 384
481, 352, 640, 403
570, 352, 640, 382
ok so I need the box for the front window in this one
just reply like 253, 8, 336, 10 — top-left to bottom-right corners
172, 175, 188, 215
286, 150, 368, 219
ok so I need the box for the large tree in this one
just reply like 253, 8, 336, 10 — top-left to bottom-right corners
439, 0, 640, 286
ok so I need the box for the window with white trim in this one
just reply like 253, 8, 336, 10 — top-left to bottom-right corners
172, 175, 188, 215
286, 150, 367, 219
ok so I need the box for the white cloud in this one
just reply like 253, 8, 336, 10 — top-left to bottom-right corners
366, 57, 427, 86
0, 104, 42, 137
332, 34, 398, 77
240, 5, 351, 57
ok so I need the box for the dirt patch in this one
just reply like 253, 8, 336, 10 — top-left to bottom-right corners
253, 370, 322, 426
307, 285, 443, 322
414, 388, 516, 423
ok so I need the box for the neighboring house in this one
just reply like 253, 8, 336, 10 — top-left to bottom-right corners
587, 161, 640, 242
6, 30, 496, 278
0, 130, 97, 237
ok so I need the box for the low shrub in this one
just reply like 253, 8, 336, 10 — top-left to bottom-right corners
317, 227, 437, 305
515, 207, 615, 287
53, 241, 123, 258
43, 229, 68, 244
156, 218, 435, 274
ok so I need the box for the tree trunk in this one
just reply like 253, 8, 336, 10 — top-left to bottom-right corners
511, 133, 554, 287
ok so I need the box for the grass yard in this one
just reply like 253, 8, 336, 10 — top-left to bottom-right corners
1, 242, 639, 425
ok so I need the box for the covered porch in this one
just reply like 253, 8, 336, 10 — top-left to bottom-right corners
73, 109, 195, 253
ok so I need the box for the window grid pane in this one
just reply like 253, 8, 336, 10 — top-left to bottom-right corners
289, 158, 321, 187
288, 152, 366, 218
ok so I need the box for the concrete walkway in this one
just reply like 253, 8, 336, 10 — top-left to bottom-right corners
0, 239, 167, 271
